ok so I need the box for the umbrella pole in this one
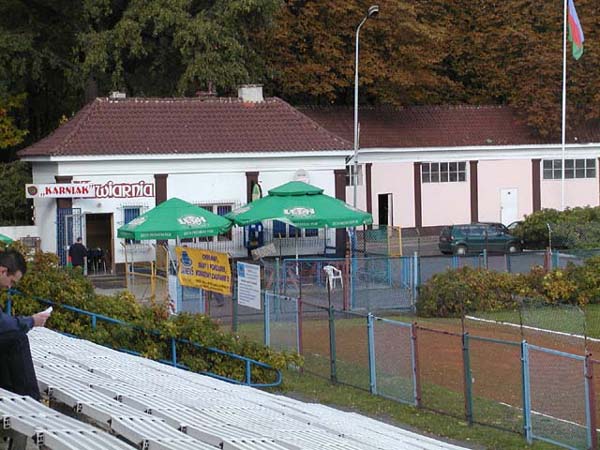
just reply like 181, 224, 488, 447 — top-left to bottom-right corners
295, 234, 299, 276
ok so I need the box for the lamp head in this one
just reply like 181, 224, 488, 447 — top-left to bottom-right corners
367, 5, 379, 19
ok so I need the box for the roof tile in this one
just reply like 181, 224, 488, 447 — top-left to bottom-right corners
18, 97, 352, 157
300, 105, 560, 148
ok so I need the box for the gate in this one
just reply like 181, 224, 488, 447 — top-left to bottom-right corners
56, 208, 83, 266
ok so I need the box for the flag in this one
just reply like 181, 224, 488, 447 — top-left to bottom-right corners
567, 0, 584, 60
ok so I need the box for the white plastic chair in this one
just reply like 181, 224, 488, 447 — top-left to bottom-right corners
323, 265, 343, 290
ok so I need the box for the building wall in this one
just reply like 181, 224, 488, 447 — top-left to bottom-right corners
30, 155, 345, 265
32, 163, 59, 254
541, 178, 599, 209
370, 162, 414, 228
421, 181, 471, 226
478, 159, 533, 223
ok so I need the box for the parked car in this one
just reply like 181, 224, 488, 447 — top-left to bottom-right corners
438, 222, 522, 255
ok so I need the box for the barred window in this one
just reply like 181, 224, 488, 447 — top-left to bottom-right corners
345, 165, 363, 186
421, 162, 466, 183
543, 159, 596, 179
272, 220, 318, 238
124, 206, 141, 244
191, 203, 234, 242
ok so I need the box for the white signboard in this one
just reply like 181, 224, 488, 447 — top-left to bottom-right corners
25, 181, 154, 199
26, 183, 95, 198
237, 262, 261, 310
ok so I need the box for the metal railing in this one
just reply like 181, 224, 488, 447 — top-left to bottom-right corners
6, 289, 281, 388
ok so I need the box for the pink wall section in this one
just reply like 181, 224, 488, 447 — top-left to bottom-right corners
422, 181, 470, 226
370, 163, 415, 228
541, 178, 599, 209
478, 160, 532, 223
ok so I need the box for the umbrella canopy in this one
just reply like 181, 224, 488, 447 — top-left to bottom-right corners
226, 181, 372, 228
117, 197, 232, 240
0, 234, 13, 244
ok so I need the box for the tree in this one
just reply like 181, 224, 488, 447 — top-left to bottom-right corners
0, 0, 87, 146
255, 1, 456, 105
0, 160, 32, 225
78, 0, 281, 96
0, 94, 28, 150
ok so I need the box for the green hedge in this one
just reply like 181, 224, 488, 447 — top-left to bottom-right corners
417, 261, 591, 318
513, 206, 600, 249
2, 250, 301, 384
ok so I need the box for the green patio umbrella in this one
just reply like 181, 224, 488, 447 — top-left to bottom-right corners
117, 197, 232, 240
226, 181, 372, 228
0, 234, 13, 244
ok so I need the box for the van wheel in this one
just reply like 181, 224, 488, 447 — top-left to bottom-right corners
454, 245, 467, 256
507, 244, 521, 253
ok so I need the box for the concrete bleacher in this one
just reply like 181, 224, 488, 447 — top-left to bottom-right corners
1, 328, 468, 450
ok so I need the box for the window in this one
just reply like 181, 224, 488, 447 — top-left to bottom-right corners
194, 203, 234, 241
272, 220, 318, 238
543, 159, 596, 179
345, 165, 363, 186
421, 162, 466, 183
123, 207, 141, 244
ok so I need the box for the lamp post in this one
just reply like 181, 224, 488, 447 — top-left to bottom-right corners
353, 4, 379, 207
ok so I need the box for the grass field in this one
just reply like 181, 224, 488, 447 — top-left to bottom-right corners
234, 307, 592, 449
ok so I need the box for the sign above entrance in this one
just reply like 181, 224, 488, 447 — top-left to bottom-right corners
26, 183, 95, 198
25, 181, 155, 199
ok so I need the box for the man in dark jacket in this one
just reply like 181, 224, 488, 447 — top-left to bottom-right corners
0, 250, 50, 399
68, 237, 87, 269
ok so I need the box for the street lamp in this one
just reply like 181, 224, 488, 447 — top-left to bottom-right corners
353, 4, 379, 207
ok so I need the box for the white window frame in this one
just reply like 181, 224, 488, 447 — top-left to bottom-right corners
543, 158, 596, 180
421, 162, 467, 183
345, 164, 363, 186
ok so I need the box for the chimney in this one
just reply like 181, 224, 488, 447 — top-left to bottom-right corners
238, 85, 264, 103
109, 91, 126, 100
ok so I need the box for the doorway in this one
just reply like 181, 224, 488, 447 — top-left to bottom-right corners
85, 213, 113, 274
378, 193, 393, 226
500, 188, 518, 225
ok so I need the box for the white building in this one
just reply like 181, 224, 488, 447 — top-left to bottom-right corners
18, 87, 352, 272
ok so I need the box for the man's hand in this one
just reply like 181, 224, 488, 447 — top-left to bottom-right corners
32, 311, 51, 327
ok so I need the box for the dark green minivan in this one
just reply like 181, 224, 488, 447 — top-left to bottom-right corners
439, 223, 522, 255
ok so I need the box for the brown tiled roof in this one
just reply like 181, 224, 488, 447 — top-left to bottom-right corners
299, 105, 549, 148
18, 97, 352, 157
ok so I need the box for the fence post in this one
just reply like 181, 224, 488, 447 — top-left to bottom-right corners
367, 313, 377, 395
171, 337, 177, 367
412, 252, 419, 310
232, 291, 238, 333
328, 305, 337, 383
462, 332, 473, 425
521, 341, 533, 444
482, 248, 488, 270
552, 250, 560, 270
297, 296, 303, 359
411, 323, 421, 407
343, 253, 350, 311
452, 255, 459, 269
506, 253, 512, 273
263, 292, 270, 347
585, 354, 597, 450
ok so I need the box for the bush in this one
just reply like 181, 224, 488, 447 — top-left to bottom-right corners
417, 260, 599, 318
417, 267, 522, 318
514, 206, 600, 249
1, 250, 301, 384
564, 256, 600, 305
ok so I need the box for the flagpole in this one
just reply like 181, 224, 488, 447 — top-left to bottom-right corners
561, 0, 568, 211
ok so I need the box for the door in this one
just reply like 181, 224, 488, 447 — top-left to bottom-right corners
378, 193, 393, 226
500, 188, 518, 225
85, 213, 114, 274
57, 208, 83, 266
